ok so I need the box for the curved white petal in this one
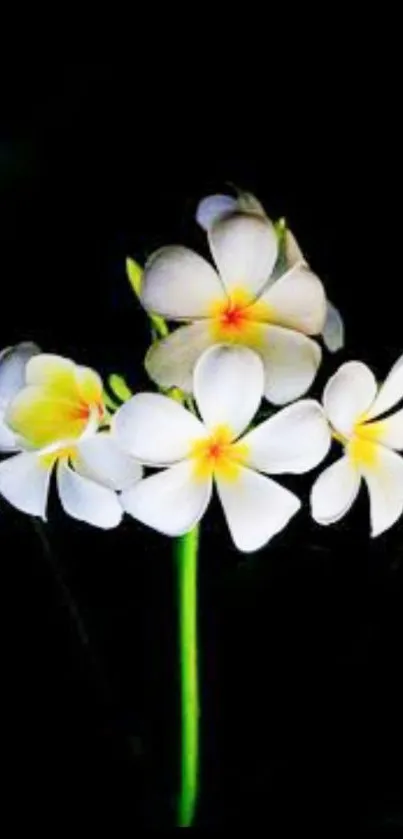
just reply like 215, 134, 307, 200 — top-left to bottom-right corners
242, 400, 331, 474
75, 433, 143, 491
140, 246, 226, 319
145, 321, 213, 392
257, 324, 322, 405
236, 192, 266, 217
112, 393, 205, 465
121, 460, 212, 536
284, 228, 306, 268
259, 265, 327, 336
193, 345, 264, 437
0, 342, 40, 409
322, 301, 345, 352
323, 361, 377, 436
366, 354, 403, 420
311, 456, 361, 525
362, 447, 403, 537
57, 459, 122, 529
196, 194, 238, 231
209, 213, 278, 297
0, 451, 52, 518
216, 466, 300, 552
372, 409, 403, 450
0, 409, 20, 452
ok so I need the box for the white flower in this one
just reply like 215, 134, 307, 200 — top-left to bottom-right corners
141, 208, 327, 406
311, 357, 403, 536
0, 349, 142, 528
196, 191, 344, 353
113, 345, 330, 552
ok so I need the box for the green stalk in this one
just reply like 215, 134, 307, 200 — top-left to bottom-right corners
176, 525, 200, 827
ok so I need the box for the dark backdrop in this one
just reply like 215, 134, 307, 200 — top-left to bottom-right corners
1, 64, 402, 830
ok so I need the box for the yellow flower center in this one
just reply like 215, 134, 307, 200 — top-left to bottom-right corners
189, 424, 249, 482
334, 414, 386, 470
209, 287, 274, 348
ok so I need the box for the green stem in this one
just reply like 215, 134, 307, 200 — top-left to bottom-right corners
176, 525, 200, 827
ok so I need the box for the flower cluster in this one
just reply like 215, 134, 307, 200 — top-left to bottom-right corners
1, 192, 402, 550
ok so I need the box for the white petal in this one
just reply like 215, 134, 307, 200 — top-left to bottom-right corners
57, 459, 122, 529
257, 324, 322, 405
0, 342, 40, 410
196, 194, 238, 231
236, 192, 266, 216
322, 301, 345, 352
216, 466, 300, 552
75, 433, 143, 490
311, 456, 361, 525
145, 321, 213, 392
0, 451, 52, 518
323, 362, 377, 436
369, 409, 403, 450
193, 345, 264, 437
121, 460, 212, 536
366, 354, 403, 420
362, 447, 403, 537
140, 246, 226, 319
242, 400, 331, 474
259, 264, 327, 335
112, 393, 205, 465
0, 409, 19, 452
209, 213, 278, 297
284, 228, 307, 268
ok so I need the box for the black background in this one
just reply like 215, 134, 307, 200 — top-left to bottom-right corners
1, 64, 402, 830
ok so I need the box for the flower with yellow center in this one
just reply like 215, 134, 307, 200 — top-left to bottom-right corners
311, 358, 403, 536
0, 349, 142, 527
141, 210, 327, 406
112, 345, 330, 552
196, 190, 345, 353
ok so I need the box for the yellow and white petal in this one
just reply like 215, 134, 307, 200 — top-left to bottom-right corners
0, 342, 40, 410
241, 400, 331, 474
323, 361, 377, 437
215, 466, 300, 552
75, 433, 143, 491
141, 246, 226, 319
365, 354, 403, 420
257, 324, 322, 405
196, 194, 238, 231
311, 456, 361, 525
258, 265, 327, 335
0, 451, 52, 518
193, 345, 264, 437
57, 459, 123, 529
361, 446, 403, 537
209, 213, 278, 297
112, 393, 205, 465
5, 386, 89, 448
76, 365, 103, 406
25, 354, 78, 396
322, 301, 345, 352
145, 321, 213, 392
360, 409, 403, 451
121, 460, 212, 536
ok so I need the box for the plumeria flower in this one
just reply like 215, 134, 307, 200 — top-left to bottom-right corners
141, 207, 327, 406
196, 191, 344, 353
0, 350, 142, 528
112, 345, 330, 552
311, 357, 403, 536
